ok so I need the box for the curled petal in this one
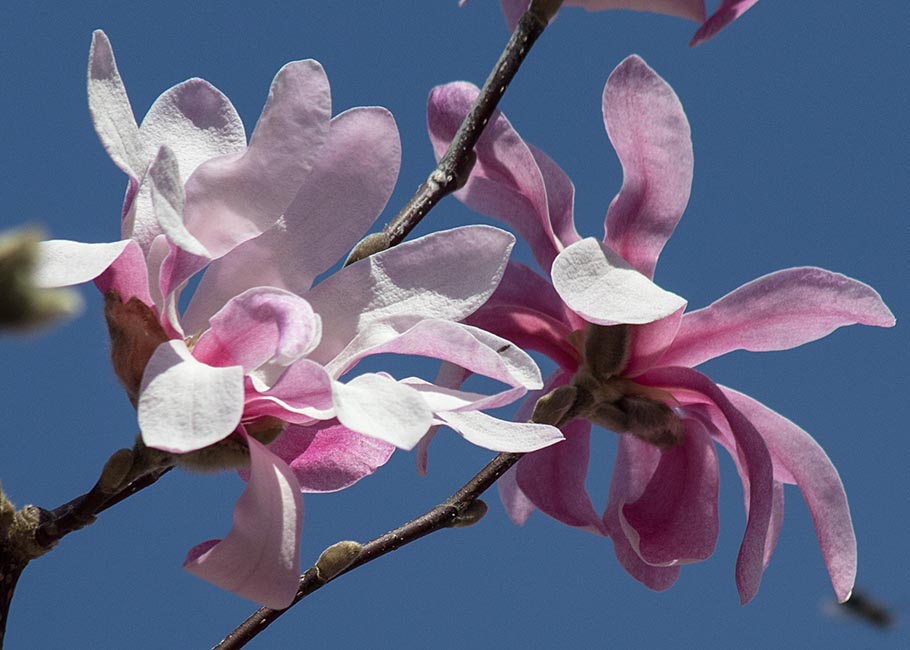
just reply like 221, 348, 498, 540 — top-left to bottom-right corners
184, 434, 302, 609
552, 238, 686, 325
723, 387, 856, 602
516, 419, 603, 531
307, 226, 514, 364
138, 340, 244, 452
192, 287, 321, 374
659, 267, 896, 369
642, 367, 774, 604
428, 82, 567, 269
332, 374, 432, 450
603, 435, 681, 591
148, 146, 209, 259
266, 421, 395, 493
603, 55, 693, 280
244, 359, 335, 423
617, 417, 719, 567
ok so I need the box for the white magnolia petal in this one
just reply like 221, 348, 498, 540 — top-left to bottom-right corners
87, 31, 144, 178
437, 411, 563, 453
552, 238, 685, 324
34, 239, 132, 288
138, 340, 244, 452
332, 374, 432, 450
148, 146, 210, 257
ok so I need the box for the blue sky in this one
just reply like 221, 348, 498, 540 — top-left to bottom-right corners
2, 2, 908, 648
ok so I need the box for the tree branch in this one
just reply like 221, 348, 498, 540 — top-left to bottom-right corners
345, 3, 556, 265
0, 442, 173, 645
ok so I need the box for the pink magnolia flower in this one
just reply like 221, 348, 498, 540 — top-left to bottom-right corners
37, 32, 561, 607
487, 0, 758, 46
427, 55, 895, 603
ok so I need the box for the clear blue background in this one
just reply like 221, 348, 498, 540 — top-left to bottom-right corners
2, 2, 907, 648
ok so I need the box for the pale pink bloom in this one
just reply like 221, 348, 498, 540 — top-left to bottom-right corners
37, 32, 561, 607
487, 0, 758, 46
427, 55, 895, 603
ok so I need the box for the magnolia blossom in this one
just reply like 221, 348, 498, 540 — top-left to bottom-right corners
427, 56, 895, 603
488, 0, 758, 46
36, 32, 561, 607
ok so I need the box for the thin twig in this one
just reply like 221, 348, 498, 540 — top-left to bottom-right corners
213, 451, 524, 650
345, 5, 553, 266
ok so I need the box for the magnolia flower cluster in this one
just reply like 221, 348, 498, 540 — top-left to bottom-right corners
32, 6, 894, 612
426, 55, 894, 603
37, 31, 562, 608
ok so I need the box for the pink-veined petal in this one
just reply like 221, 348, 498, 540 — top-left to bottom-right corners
618, 417, 719, 567
182, 60, 331, 259
642, 367, 774, 604
192, 287, 320, 374
690, 0, 759, 46
184, 433, 302, 609
306, 226, 514, 365
87, 31, 144, 180
623, 307, 684, 377
332, 374, 432, 450
35, 239, 132, 288
603, 55, 693, 280
243, 359, 335, 424
428, 82, 564, 269
516, 419, 603, 532
552, 238, 686, 325
266, 420, 395, 493
723, 386, 856, 602
436, 410, 563, 453
95, 239, 153, 306
659, 267, 896, 369
138, 340, 244, 453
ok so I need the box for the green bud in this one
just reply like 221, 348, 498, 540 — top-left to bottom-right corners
450, 499, 488, 528
314, 540, 363, 582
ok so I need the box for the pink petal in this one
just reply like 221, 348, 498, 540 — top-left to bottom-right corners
87, 31, 144, 180
623, 307, 684, 377
306, 226, 514, 365
723, 387, 856, 602
659, 267, 896, 370
642, 366, 774, 604
617, 417, 719, 566
35, 239, 132, 288
95, 239, 153, 305
179, 108, 400, 332
690, 0, 760, 46
498, 0, 705, 31
602, 55, 693, 280
243, 359, 335, 423
603, 435, 681, 591
184, 433, 302, 609
498, 465, 537, 525
427, 82, 565, 270
332, 374, 433, 450
182, 60, 331, 259
465, 261, 583, 372
516, 419, 604, 531
436, 410, 563, 453
565, 0, 705, 22
552, 238, 686, 325
138, 340, 245, 453
192, 287, 320, 374
267, 420, 395, 493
